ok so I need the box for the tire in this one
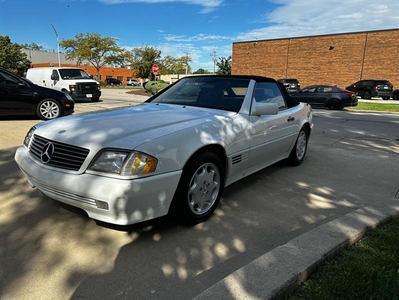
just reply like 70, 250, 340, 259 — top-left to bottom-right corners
37, 99, 61, 120
363, 90, 371, 99
382, 97, 389, 100
173, 152, 224, 225
92, 97, 100, 102
327, 99, 342, 110
288, 127, 309, 166
393, 93, 399, 100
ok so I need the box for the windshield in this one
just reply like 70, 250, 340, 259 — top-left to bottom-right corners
148, 76, 250, 113
59, 69, 92, 80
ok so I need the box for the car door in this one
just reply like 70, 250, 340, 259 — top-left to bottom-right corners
310, 86, 330, 106
248, 82, 298, 168
0, 70, 35, 115
293, 86, 316, 104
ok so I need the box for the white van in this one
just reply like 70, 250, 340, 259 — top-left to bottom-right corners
26, 67, 101, 102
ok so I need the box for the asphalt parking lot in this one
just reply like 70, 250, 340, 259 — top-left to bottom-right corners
1, 89, 399, 299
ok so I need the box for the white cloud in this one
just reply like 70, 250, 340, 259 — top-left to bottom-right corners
163, 33, 233, 42
99, 0, 224, 13
236, 0, 399, 41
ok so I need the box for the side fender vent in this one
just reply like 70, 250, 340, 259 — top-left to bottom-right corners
232, 155, 242, 165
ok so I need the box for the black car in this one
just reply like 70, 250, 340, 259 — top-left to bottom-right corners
105, 78, 122, 86
392, 89, 399, 100
0, 67, 75, 120
277, 78, 300, 93
291, 85, 357, 110
346, 79, 393, 100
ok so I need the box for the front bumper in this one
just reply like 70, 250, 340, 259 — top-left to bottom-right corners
15, 146, 182, 225
70, 90, 101, 101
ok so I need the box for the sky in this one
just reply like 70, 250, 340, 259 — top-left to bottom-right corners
1, 0, 399, 72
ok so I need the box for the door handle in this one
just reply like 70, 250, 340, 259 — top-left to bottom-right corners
287, 116, 295, 122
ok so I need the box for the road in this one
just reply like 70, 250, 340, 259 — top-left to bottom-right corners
1, 90, 398, 299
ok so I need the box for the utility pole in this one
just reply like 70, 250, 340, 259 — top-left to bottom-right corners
185, 52, 190, 75
50, 23, 61, 67
212, 50, 217, 74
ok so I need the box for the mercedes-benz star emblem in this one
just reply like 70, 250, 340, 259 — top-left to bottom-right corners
41, 142, 55, 164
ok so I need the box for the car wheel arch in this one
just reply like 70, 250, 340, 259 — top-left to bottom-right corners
36, 98, 61, 120
363, 90, 372, 99
327, 98, 342, 110
169, 144, 227, 225
287, 125, 309, 166
183, 144, 227, 175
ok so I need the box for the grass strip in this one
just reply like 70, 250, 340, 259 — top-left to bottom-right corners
287, 216, 399, 300
348, 102, 399, 112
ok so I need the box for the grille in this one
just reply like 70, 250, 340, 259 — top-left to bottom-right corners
30, 134, 90, 171
77, 82, 98, 92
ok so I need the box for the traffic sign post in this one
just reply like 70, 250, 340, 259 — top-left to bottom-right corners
152, 64, 159, 81
152, 64, 159, 75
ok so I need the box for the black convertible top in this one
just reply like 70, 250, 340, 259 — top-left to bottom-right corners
146, 74, 300, 108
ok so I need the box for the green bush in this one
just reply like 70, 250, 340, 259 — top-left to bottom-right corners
144, 80, 169, 95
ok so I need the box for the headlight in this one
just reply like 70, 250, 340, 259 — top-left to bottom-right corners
89, 150, 158, 177
23, 126, 36, 147
69, 84, 76, 92
64, 93, 73, 101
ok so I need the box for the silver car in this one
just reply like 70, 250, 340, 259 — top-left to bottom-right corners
15, 75, 313, 226
126, 79, 141, 86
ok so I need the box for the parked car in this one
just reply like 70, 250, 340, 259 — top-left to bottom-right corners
345, 80, 393, 100
0, 66, 74, 120
105, 78, 122, 86
26, 67, 101, 102
126, 79, 141, 86
393, 89, 399, 100
15, 75, 313, 226
291, 85, 357, 110
277, 78, 300, 93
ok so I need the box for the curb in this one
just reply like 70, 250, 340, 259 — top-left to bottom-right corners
193, 199, 399, 300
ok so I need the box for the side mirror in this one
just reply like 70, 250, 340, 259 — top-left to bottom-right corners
51, 74, 59, 81
18, 81, 27, 88
251, 102, 279, 116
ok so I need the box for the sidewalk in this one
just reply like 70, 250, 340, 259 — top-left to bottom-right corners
194, 199, 399, 299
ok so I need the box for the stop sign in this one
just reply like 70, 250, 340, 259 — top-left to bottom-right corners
152, 64, 159, 75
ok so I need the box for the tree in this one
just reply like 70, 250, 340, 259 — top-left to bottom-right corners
193, 68, 212, 74
216, 56, 232, 75
128, 46, 162, 80
60, 32, 124, 81
160, 54, 192, 75
20, 43, 44, 51
0, 35, 31, 74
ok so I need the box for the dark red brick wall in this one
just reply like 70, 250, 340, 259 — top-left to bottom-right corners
232, 29, 399, 89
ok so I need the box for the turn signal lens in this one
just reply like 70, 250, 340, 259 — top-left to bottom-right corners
122, 152, 158, 176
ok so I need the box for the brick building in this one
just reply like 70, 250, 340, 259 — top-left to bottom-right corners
232, 28, 399, 89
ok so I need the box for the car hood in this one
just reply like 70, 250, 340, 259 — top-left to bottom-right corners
26, 80, 67, 98
34, 103, 231, 150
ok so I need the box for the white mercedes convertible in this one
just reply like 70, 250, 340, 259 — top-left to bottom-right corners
15, 75, 313, 226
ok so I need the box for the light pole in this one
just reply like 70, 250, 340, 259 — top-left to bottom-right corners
50, 23, 61, 67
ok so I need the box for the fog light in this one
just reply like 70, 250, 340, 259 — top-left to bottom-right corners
96, 200, 109, 210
